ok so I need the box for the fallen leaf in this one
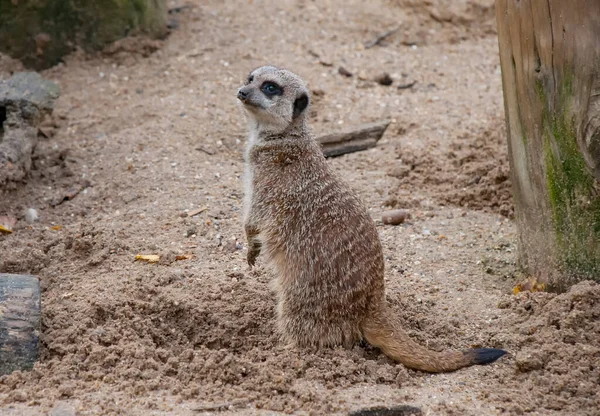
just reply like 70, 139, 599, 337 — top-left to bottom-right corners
0, 216, 17, 233
136, 254, 160, 263
513, 277, 546, 295
175, 254, 194, 261
51, 225, 63, 231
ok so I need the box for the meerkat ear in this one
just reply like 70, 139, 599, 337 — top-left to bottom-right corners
293, 94, 309, 118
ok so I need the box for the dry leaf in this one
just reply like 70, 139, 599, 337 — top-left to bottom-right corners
175, 254, 194, 261
51, 225, 63, 231
513, 277, 546, 295
0, 216, 17, 233
136, 254, 160, 263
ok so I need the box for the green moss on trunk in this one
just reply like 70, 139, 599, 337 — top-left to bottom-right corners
540, 77, 600, 283
0, 0, 167, 70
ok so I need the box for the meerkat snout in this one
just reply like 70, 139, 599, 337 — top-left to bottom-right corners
237, 88, 249, 101
237, 65, 310, 136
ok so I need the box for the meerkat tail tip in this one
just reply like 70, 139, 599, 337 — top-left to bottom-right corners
466, 348, 507, 365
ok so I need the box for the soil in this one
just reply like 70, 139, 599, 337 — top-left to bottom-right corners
1, 0, 598, 415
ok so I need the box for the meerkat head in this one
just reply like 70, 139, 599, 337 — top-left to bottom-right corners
237, 66, 310, 136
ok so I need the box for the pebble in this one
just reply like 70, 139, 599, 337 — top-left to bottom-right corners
338, 66, 353, 77
382, 209, 411, 225
25, 208, 39, 224
374, 72, 393, 86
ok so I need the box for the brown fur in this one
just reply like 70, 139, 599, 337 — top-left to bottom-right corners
238, 66, 506, 373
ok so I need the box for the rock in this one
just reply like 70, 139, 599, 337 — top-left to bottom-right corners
338, 66, 353, 77
24, 208, 39, 224
382, 209, 411, 225
387, 165, 410, 179
374, 72, 393, 86
0, 72, 60, 189
223, 238, 241, 253
515, 350, 545, 372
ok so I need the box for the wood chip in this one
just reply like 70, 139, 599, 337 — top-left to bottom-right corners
338, 66, 353, 77
318, 121, 390, 158
186, 206, 208, 217
135, 254, 160, 263
397, 81, 417, 90
364, 27, 400, 49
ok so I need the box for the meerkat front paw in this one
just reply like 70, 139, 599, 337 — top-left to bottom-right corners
247, 243, 261, 267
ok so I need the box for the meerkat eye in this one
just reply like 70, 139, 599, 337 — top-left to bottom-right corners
261, 82, 282, 97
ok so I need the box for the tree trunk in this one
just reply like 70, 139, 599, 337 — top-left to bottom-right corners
0, 0, 168, 70
0, 274, 41, 376
496, 0, 600, 289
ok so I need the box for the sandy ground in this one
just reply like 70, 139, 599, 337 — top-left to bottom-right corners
1, 0, 599, 415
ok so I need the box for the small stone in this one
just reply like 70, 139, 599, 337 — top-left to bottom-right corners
338, 66, 353, 77
185, 226, 197, 237
223, 238, 240, 253
374, 72, 393, 86
515, 350, 545, 372
382, 209, 411, 225
387, 166, 410, 179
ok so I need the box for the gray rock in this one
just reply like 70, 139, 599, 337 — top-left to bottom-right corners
0, 72, 60, 188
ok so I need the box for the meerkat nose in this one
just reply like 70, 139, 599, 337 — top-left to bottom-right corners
237, 87, 250, 101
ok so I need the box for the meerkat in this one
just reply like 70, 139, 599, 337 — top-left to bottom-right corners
237, 65, 506, 373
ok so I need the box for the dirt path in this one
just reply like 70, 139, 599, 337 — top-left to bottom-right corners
1, 1, 599, 415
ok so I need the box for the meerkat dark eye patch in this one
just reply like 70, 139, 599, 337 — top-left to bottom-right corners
293, 93, 309, 118
247, 75, 254, 84
261, 81, 283, 98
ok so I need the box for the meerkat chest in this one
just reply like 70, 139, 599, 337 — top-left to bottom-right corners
242, 141, 256, 221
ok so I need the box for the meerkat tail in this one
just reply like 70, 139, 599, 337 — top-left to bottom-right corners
362, 309, 507, 373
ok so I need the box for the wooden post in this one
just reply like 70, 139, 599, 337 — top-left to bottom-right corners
0, 274, 41, 375
496, 0, 600, 289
